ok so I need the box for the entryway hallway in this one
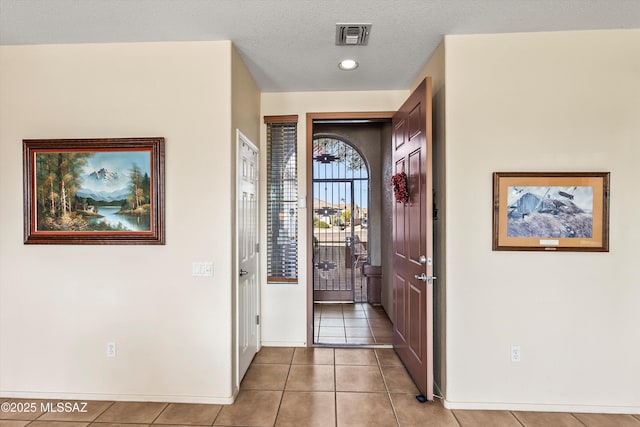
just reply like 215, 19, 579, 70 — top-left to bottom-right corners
314, 303, 393, 345
3, 347, 639, 426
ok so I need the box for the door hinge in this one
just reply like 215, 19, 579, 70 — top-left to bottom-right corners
255, 242, 259, 252
256, 315, 260, 325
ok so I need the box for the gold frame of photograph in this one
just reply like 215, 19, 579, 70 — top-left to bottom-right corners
492, 172, 610, 252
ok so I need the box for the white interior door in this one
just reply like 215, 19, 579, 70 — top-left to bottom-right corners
236, 130, 260, 386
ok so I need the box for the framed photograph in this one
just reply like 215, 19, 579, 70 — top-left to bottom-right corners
493, 172, 609, 251
23, 137, 165, 245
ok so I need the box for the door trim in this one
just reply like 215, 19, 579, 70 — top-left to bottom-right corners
235, 129, 260, 393
305, 112, 394, 347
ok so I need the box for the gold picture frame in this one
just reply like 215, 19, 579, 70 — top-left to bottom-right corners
492, 172, 609, 251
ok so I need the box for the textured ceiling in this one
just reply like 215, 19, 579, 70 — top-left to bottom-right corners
1, 0, 639, 92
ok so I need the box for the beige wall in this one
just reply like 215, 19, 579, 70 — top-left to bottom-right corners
0, 41, 246, 403
444, 29, 640, 412
232, 47, 261, 147
259, 91, 408, 345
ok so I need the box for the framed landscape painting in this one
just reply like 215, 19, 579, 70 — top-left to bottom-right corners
492, 172, 609, 251
23, 137, 165, 245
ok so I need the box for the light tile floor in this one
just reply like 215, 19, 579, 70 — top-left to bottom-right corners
2, 347, 639, 426
314, 303, 393, 345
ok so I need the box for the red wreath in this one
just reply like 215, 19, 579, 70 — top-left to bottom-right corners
391, 172, 409, 204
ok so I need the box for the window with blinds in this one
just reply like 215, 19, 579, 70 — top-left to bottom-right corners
265, 115, 298, 283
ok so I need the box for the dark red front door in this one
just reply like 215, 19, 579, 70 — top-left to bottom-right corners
392, 78, 434, 399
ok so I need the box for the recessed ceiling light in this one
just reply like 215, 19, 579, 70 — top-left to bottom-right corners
338, 59, 359, 71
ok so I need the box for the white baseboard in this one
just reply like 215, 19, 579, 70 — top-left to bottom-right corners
444, 399, 640, 415
0, 391, 235, 405
260, 341, 306, 347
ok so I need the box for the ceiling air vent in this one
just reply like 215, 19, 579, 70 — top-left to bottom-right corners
335, 24, 371, 46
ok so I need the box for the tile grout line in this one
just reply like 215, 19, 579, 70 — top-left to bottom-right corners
570, 412, 589, 427
510, 410, 525, 427
207, 402, 217, 427
211, 399, 223, 427
148, 402, 170, 425
450, 409, 464, 427
270, 348, 296, 426
367, 315, 374, 343
341, 305, 347, 344
333, 348, 338, 427
93, 424, 148, 426
374, 348, 401, 427
87, 400, 117, 426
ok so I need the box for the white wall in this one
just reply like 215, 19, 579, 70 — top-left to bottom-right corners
444, 29, 640, 413
0, 41, 241, 403
259, 91, 408, 345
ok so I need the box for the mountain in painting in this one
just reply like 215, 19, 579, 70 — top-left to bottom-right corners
87, 168, 122, 186
78, 167, 129, 202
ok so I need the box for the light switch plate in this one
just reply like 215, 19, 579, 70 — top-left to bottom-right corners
192, 262, 214, 277
106, 342, 117, 358
511, 345, 521, 362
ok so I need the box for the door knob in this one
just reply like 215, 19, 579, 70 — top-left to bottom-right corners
414, 273, 427, 282
239, 269, 249, 276
414, 273, 437, 284
419, 255, 433, 266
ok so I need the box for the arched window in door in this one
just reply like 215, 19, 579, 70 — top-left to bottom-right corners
312, 136, 370, 303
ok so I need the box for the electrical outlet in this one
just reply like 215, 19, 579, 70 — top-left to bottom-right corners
106, 342, 117, 358
511, 345, 521, 362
